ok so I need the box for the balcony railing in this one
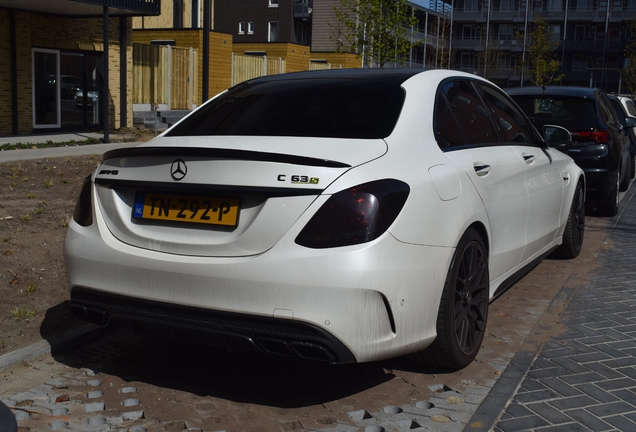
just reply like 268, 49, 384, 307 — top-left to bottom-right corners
452, 4, 636, 21
76, 0, 161, 14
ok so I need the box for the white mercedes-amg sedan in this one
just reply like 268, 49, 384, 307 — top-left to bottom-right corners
64, 69, 585, 370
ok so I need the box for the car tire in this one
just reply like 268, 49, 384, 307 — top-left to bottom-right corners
553, 180, 584, 259
620, 159, 631, 192
598, 171, 620, 217
411, 228, 489, 370
630, 155, 635, 180
0, 400, 18, 432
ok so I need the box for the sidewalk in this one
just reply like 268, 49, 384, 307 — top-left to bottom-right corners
0, 133, 145, 162
478, 185, 636, 431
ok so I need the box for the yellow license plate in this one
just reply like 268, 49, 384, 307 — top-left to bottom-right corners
133, 193, 239, 226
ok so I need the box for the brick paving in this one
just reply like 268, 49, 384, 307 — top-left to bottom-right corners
486, 186, 636, 432
3, 140, 636, 431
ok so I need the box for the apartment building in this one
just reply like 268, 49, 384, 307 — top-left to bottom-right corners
451, 0, 636, 92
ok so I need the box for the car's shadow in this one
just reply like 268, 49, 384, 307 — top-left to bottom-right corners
42, 315, 447, 408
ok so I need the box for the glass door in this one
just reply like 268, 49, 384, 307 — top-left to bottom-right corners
32, 49, 60, 128
32, 49, 103, 130
60, 52, 85, 128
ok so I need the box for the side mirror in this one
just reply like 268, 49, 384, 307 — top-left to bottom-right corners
626, 116, 636, 128
543, 124, 572, 147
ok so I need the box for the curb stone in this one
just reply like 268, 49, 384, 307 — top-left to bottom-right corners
0, 324, 106, 372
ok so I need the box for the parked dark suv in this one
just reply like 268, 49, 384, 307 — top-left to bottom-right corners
608, 95, 636, 179
506, 86, 632, 216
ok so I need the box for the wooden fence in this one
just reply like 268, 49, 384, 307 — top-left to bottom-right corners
133, 43, 199, 110
309, 61, 345, 70
232, 53, 287, 86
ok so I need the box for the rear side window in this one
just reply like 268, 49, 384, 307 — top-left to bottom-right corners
436, 80, 498, 147
609, 98, 627, 126
625, 99, 636, 117
598, 93, 621, 130
511, 96, 598, 131
477, 83, 539, 145
166, 79, 406, 139
435, 93, 466, 147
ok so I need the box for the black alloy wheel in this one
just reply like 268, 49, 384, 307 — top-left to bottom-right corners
412, 228, 489, 370
452, 234, 489, 356
554, 180, 585, 259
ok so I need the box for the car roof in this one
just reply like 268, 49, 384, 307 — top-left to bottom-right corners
232, 68, 428, 88
506, 86, 600, 99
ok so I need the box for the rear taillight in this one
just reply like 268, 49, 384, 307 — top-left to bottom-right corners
72, 175, 93, 227
571, 130, 609, 144
295, 179, 410, 249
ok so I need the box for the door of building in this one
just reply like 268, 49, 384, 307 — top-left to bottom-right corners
32, 49, 103, 131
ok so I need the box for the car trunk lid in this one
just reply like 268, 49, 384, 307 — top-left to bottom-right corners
93, 136, 387, 257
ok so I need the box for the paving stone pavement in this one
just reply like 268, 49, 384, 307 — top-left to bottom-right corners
1, 338, 497, 432
3, 137, 636, 431
489, 186, 636, 431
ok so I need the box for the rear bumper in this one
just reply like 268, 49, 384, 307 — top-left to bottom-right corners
64, 213, 453, 363
70, 286, 356, 363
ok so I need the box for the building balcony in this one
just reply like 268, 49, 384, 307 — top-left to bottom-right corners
452, 6, 636, 23
294, 1, 313, 20
79, 0, 160, 14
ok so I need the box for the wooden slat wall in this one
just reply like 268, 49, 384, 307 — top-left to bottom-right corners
232, 54, 287, 86
132, 29, 233, 105
309, 62, 331, 70
133, 43, 199, 109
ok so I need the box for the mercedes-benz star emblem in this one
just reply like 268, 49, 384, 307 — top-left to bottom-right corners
170, 159, 187, 181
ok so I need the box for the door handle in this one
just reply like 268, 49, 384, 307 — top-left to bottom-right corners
474, 163, 491, 177
522, 153, 535, 164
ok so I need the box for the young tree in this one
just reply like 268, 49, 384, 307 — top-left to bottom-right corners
335, 0, 419, 68
527, 16, 563, 86
478, 30, 503, 83
429, 15, 453, 70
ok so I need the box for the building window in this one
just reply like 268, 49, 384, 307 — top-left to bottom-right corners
460, 52, 474, 69
497, 24, 513, 40
269, 21, 278, 42
494, 0, 515, 11
576, 0, 589, 11
191, 0, 200, 28
295, 22, 311, 44
595, 25, 605, 41
497, 53, 513, 69
574, 25, 588, 41
572, 55, 587, 71
609, 25, 620, 41
548, 25, 560, 42
248, 22, 254, 34
173, 0, 183, 29
462, 25, 478, 40
269, 0, 279, 6
239, 22, 245, 34
461, 0, 477, 11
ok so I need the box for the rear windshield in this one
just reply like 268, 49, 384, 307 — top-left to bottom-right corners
166, 78, 406, 139
510, 95, 598, 131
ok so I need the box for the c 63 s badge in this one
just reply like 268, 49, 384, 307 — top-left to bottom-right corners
277, 175, 319, 185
